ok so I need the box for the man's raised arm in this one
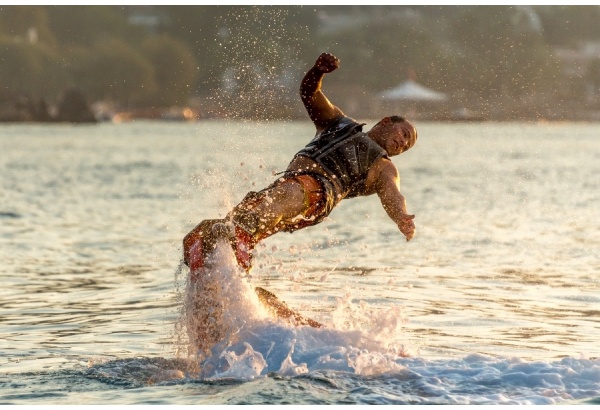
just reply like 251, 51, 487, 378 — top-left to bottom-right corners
300, 53, 345, 132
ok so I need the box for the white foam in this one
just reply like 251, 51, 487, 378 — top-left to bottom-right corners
208, 342, 267, 380
176, 242, 600, 405
277, 339, 308, 377
180, 240, 413, 379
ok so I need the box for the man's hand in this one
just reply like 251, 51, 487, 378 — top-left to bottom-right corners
314, 53, 339, 73
398, 213, 416, 242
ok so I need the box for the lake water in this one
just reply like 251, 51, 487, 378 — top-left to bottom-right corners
1, 120, 599, 404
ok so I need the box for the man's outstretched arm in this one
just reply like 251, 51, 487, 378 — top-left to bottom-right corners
375, 159, 416, 241
300, 53, 345, 132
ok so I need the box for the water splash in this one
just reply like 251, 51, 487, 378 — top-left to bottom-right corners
174, 240, 410, 380
207, 6, 309, 121
277, 339, 308, 376
331, 288, 408, 357
182, 239, 270, 361
208, 342, 267, 381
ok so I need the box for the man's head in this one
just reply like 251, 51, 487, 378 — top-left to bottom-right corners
367, 116, 417, 156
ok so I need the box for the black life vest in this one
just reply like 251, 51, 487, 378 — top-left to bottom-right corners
294, 116, 388, 199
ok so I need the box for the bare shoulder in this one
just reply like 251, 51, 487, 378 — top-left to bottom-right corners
365, 157, 399, 194
375, 157, 399, 179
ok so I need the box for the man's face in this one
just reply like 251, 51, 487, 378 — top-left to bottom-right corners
384, 120, 417, 156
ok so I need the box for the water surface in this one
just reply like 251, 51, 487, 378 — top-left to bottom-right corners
1, 121, 599, 404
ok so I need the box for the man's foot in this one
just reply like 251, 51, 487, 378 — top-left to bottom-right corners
183, 219, 228, 274
210, 220, 257, 274
232, 224, 257, 273
183, 218, 257, 277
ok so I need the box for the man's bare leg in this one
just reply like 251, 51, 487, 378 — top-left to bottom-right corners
251, 179, 306, 229
230, 179, 307, 236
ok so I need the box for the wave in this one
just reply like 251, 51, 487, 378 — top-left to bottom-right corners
83, 354, 600, 404
79, 241, 600, 404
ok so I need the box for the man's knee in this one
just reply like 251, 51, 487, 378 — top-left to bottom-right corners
229, 206, 262, 236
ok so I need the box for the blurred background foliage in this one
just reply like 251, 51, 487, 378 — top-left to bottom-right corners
0, 5, 599, 116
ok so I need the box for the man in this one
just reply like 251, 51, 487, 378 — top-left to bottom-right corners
183, 52, 417, 276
